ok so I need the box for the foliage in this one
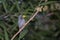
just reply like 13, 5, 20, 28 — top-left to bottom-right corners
0, 0, 60, 40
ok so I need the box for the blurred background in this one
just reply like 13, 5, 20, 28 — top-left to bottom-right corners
0, 0, 60, 40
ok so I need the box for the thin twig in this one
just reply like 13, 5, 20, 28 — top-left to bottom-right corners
11, 6, 43, 40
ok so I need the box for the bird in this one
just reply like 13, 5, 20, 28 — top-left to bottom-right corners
18, 15, 25, 29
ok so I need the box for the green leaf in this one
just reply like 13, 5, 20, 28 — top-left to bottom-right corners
39, 1, 57, 6
0, 21, 9, 40
4, 27, 9, 40
2, 0, 8, 13
11, 22, 18, 33
18, 29, 28, 40
9, 4, 16, 12
0, 33, 4, 38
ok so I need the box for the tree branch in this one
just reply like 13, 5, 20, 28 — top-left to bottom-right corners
11, 6, 43, 40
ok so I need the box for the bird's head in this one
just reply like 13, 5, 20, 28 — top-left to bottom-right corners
18, 15, 26, 19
